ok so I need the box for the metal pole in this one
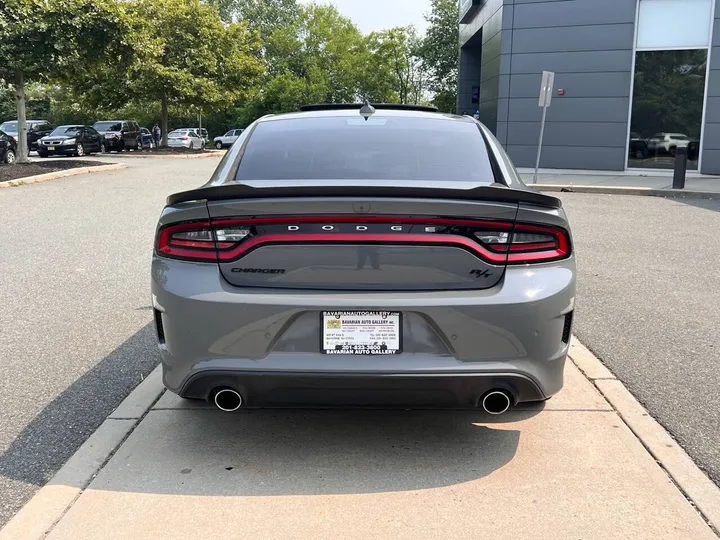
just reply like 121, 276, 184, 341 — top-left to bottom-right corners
533, 105, 548, 184
673, 146, 687, 189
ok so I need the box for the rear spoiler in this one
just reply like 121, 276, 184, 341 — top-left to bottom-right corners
166, 184, 562, 209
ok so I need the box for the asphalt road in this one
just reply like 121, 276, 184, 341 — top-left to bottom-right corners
559, 193, 720, 486
0, 156, 217, 526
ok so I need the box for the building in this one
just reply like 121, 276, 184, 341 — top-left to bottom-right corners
458, 0, 720, 174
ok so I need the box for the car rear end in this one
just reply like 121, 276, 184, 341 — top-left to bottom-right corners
168, 130, 192, 148
152, 108, 576, 411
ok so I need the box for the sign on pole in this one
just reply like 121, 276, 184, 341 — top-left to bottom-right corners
534, 71, 555, 184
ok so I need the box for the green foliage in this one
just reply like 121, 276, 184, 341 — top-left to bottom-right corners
365, 27, 426, 105
419, 0, 459, 111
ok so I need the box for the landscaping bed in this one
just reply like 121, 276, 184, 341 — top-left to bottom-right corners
0, 160, 113, 183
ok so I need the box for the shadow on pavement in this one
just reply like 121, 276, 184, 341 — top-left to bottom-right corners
0, 323, 160, 488
673, 197, 720, 213
86, 405, 541, 496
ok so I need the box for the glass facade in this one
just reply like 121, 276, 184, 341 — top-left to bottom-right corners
628, 0, 713, 170
628, 49, 707, 170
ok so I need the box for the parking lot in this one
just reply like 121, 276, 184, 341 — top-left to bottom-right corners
0, 158, 718, 535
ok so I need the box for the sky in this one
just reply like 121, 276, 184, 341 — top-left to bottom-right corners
301, 0, 432, 34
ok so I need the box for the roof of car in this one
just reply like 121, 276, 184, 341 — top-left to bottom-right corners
258, 107, 472, 124
57, 125, 84, 129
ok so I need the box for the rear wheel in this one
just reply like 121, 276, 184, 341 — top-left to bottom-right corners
75, 143, 85, 157
136, 139, 142, 151
5, 148, 16, 164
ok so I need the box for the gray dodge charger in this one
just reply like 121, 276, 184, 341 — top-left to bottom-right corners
152, 103, 576, 414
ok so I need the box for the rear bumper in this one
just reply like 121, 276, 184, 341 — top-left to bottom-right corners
152, 259, 575, 405
179, 371, 546, 407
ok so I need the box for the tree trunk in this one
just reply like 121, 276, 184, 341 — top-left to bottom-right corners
161, 93, 168, 147
14, 68, 29, 164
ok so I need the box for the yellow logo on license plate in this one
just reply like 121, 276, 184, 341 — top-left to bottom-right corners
327, 320, 342, 329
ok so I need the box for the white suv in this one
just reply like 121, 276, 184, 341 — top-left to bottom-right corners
647, 133, 690, 155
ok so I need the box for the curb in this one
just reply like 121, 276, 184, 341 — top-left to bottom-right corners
100, 151, 223, 160
0, 366, 165, 540
568, 337, 720, 535
0, 163, 127, 188
532, 184, 720, 200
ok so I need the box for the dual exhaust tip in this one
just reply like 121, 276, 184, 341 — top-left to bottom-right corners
212, 388, 512, 414
213, 388, 243, 412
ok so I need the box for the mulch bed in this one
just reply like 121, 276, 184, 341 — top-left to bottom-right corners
0, 160, 112, 183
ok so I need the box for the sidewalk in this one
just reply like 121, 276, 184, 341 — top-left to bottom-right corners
518, 168, 720, 196
2, 341, 719, 540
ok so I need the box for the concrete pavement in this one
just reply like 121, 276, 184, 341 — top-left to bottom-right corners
518, 168, 720, 194
2, 346, 719, 540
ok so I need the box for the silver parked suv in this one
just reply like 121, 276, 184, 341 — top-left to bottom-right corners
151, 103, 576, 414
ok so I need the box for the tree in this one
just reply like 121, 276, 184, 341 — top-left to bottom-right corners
420, 0, 459, 112
126, 0, 264, 145
0, 0, 130, 162
366, 27, 427, 105
220, 0, 300, 35
238, 3, 368, 117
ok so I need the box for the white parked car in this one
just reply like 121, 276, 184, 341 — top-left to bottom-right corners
646, 133, 690, 155
167, 129, 204, 150
213, 128, 244, 149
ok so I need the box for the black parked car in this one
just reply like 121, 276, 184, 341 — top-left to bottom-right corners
629, 132, 649, 160
92, 120, 141, 152
0, 120, 53, 152
0, 129, 18, 164
37, 125, 103, 157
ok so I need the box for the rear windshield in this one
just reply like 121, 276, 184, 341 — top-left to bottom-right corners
0, 121, 18, 132
235, 116, 495, 183
93, 122, 122, 132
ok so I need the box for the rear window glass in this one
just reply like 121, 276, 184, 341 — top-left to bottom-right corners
235, 116, 495, 183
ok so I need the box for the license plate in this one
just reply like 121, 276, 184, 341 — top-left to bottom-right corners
322, 311, 401, 355
48, 146, 55, 151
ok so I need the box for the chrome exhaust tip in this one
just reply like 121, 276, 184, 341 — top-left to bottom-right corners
481, 390, 512, 415
213, 388, 243, 412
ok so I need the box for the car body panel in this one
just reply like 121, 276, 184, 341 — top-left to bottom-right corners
213, 129, 244, 148
0, 129, 18, 163
37, 125, 103, 156
92, 120, 140, 151
167, 130, 204, 150
152, 106, 576, 408
0, 120, 52, 151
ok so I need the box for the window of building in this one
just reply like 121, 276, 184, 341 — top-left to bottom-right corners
628, 0, 713, 170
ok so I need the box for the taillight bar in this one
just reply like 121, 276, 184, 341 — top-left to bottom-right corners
155, 216, 571, 265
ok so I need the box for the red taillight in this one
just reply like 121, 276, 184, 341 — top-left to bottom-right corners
155, 216, 571, 264
157, 221, 217, 261
477, 223, 570, 264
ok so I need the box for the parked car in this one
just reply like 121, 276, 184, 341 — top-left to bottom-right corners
629, 132, 648, 159
213, 129, 244, 149
92, 120, 141, 152
37, 125, 103, 157
152, 103, 576, 414
140, 127, 154, 149
647, 133, 690, 155
167, 129, 204, 150
0, 129, 18, 164
177, 127, 208, 144
0, 120, 53, 152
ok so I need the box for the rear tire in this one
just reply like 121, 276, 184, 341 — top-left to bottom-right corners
5, 148, 16, 164
136, 139, 142, 151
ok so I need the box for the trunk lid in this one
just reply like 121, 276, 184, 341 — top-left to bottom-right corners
187, 181, 561, 291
